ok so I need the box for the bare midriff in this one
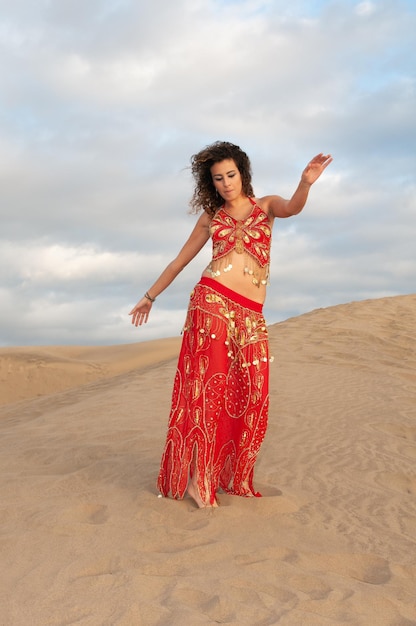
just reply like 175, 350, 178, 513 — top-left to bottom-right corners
201, 250, 268, 304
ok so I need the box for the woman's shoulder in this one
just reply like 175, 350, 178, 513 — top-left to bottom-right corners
203, 205, 225, 224
252, 196, 276, 222
196, 210, 214, 229
200, 209, 213, 222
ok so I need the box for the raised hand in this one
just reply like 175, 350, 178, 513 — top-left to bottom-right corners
301, 153, 333, 185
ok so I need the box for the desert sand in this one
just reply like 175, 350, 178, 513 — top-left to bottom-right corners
1, 295, 415, 626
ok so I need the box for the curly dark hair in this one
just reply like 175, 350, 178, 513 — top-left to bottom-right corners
189, 141, 254, 216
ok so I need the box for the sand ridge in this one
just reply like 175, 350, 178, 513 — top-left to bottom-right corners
0, 294, 415, 625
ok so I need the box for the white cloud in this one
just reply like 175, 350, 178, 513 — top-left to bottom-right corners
0, 242, 159, 285
355, 2, 376, 17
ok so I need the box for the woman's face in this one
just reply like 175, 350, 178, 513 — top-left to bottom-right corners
211, 159, 243, 201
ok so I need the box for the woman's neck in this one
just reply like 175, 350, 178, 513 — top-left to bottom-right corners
223, 194, 252, 213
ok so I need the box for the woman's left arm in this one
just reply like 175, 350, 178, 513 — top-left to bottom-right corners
261, 153, 333, 218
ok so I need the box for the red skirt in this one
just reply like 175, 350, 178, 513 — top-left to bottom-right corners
157, 277, 270, 504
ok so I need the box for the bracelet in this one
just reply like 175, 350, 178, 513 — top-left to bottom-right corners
144, 291, 156, 303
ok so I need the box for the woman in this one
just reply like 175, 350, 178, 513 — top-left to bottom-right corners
130, 141, 332, 508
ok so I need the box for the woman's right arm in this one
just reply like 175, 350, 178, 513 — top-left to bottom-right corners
129, 212, 211, 326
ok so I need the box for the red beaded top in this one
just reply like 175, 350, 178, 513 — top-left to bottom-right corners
210, 198, 271, 268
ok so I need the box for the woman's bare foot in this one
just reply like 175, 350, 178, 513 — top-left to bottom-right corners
241, 479, 257, 497
187, 480, 219, 508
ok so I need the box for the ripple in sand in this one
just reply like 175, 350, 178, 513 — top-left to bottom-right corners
375, 471, 416, 495
372, 422, 416, 442
399, 444, 416, 460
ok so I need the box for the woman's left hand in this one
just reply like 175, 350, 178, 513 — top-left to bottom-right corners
301, 153, 333, 185
129, 296, 152, 326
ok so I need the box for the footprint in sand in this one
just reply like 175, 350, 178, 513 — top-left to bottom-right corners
61, 503, 109, 525
293, 551, 391, 585
235, 546, 391, 585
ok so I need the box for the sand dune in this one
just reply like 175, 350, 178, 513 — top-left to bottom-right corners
0, 337, 181, 405
1, 294, 415, 625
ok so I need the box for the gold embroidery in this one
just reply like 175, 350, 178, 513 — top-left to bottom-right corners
206, 293, 225, 305
194, 408, 201, 425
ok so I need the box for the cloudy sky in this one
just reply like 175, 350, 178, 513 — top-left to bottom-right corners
1, 0, 415, 347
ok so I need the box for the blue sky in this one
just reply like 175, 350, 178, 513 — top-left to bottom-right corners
0, 0, 415, 346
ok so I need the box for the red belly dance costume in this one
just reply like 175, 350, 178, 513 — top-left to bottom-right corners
157, 198, 273, 504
